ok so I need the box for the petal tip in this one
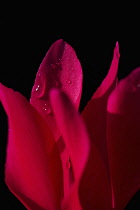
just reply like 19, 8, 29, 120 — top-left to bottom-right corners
114, 41, 120, 59
116, 41, 119, 47
54, 38, 65, 45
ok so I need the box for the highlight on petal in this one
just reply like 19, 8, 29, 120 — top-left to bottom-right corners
30, 39, 83, 140
50, 89, 112, 210
0, 83, 63, 210
82, 42, 120, 176
107, 67, 140, 209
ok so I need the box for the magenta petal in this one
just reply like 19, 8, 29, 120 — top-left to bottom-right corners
50, 89, 112, 210
0, 83, 63, 210
30, 39, 83, 140
30, 39, 83, 199
107, 67, 140, 209
82, 42, 120, 174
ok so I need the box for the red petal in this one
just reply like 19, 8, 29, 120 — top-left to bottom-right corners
0, 83, 63, 210
107, 67, 140, 209
82, 42, 120, 176
50, 89, 112, 210
30, 39, 83, 199
30, 39, 83, 140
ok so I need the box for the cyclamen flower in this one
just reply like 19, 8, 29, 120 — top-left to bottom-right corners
1, 39, 140, 209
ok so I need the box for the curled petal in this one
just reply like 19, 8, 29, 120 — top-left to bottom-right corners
82, 42, 120, 176
0, 83, 63, 210
107, 67, 140, 209
50, 89, 112, 210
30, 39, 83, 140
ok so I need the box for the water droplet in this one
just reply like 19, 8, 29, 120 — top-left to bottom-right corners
35, 85, 40, 91
47, 108, 52, 115
66, 80, 72, 84
43, 103, 52, 114
66, 158, 71, 170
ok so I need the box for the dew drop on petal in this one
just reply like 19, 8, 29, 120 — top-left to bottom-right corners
42, 103, 52, 115
35, 85, 44, 98
46, 107, 52, 115
35, 85, 40, 91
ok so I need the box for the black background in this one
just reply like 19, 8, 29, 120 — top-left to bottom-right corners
0, 4, 140, 209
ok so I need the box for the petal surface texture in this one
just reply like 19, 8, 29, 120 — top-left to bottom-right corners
107, 67, 140, 209
30, 39, 83, 197
0, 83, 63, 210
82, 42, 120, 177
30, 39, 83, 140
50, 89, 112, 210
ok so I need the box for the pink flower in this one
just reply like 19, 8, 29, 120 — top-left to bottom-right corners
0, 39, 140, 209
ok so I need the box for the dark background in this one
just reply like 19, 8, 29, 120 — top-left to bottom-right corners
0, 5, 140, 209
